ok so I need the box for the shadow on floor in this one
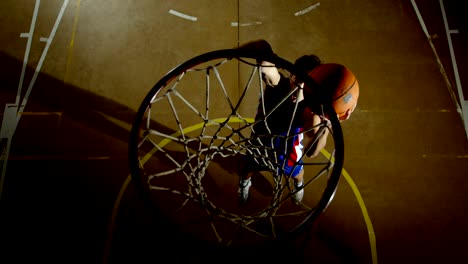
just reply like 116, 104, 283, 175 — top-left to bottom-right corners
0, 51, 358, 263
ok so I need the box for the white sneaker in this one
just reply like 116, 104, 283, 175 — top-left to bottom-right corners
238, 178, 252, 204
293, 181, 304, 203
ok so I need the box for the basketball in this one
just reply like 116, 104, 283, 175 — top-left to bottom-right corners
308, 63, 359, 118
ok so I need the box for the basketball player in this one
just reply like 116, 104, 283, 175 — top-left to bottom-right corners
237, 40, 359, 204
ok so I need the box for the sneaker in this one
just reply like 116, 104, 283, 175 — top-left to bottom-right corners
292, 181, 304, 203
238, 178, 252, 204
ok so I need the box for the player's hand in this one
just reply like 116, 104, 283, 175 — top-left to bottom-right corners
321, 115, 331, 128
237, 39, 276, 62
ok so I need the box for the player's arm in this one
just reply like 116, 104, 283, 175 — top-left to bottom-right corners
260, 61, 281, 86
303, 112, 330, 158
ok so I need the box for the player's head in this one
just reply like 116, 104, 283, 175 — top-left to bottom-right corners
294, 55, 322, 79
307, 63, 359, 121
289, 55, 322, 102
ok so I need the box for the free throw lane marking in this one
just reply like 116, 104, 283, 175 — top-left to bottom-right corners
15, 0, 70, 131
16, 0, 41, 106
294, 2, 320, 16
410, 0, 462, 119
169, 9, 197, 21
107, 117, 377, 264
231, 21, 262, 27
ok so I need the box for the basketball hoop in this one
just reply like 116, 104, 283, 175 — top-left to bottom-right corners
128, 49, 344, 246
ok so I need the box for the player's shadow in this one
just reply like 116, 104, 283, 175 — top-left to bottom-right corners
0, 51, 192, 262
1, 50, 280, 262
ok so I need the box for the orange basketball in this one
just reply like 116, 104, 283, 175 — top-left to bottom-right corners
308, 63, 359, 118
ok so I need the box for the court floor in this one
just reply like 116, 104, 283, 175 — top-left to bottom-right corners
1, 1, 468, 263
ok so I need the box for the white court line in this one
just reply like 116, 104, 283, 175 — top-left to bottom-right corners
1, 0, 40, 198
231, 21, 262, 27
1, 0, 70, 197
15, 0, 70, 130
464, 101, 468, 137
294, 2, 320, 16
169, 9, 197, 21
40, 37, 49, 42
0, 105, 18, 139
16, 0, 41, 106
410, 0, 462, 116
0, 105, 18, 197
439, 0, 467, 138
0, 138, 12, 198
410, 0, 429, 37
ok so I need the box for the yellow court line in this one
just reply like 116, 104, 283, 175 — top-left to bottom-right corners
64, 0, 81, 84
102, 175, 131, 264
320, 150, 378, 264
106, 117, 377, 264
